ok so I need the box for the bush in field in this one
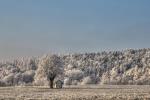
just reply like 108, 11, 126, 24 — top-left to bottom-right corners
34, 54, 63, 88
81, 75, 99, 85
22, 70, 35, 83
72, 80, 78, 85
100, 72, 110, 84
13, 72, 22, 85
2, 73, 14, 86
64, 78, 71, 85
65, 69, 84, 80
81, 76, 92, 85
0, 80, 6, 87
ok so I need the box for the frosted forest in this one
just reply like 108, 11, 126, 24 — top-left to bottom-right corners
1, 48, 150, 86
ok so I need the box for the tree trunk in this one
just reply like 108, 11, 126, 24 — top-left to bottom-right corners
49, 79, 54, 88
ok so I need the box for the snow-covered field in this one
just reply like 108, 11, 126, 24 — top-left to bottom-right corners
0, 85, 150, 100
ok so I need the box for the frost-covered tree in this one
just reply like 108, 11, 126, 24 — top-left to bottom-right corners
34, 54, 63, 88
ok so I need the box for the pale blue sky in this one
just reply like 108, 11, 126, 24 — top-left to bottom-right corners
0, 0, 150, 59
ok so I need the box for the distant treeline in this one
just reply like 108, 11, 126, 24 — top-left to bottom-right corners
1, 48, 150, 86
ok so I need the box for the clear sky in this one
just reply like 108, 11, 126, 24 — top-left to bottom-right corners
0, 0, 150, 59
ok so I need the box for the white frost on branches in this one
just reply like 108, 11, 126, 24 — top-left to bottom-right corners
1, 48, 150, 86
34, 54, 63, 87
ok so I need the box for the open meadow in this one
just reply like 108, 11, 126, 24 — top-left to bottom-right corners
0, 85, 150, 100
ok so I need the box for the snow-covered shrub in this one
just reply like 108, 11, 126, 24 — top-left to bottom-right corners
0, 80, 6, 87
64, 78, 71, 85
22, 70, 35, 83
34, 60, 48, 86
13, 72, 22, 85
72, 80, 78, 85
81, 76, 92, 85
100, 72, 110, 84
2, 73, 15, 86
81, 74, 100, 85
65, 69, 84, 80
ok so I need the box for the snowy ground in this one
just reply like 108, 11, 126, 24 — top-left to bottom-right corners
0, 85, 150, 100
